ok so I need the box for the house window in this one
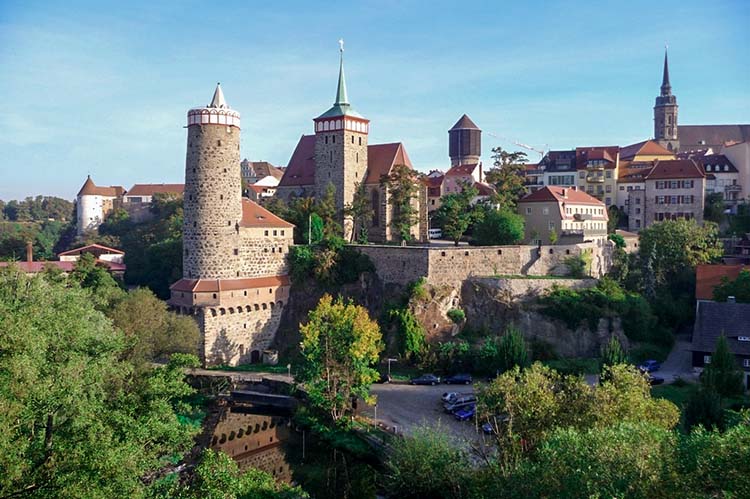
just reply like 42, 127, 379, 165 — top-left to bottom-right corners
526, 207, 532, 215
704, 355, 711, 365
548, 221, 555, 230
542, 207, 549, 215
579, 171, 585, 179
273, 230, 277, 236
744, 359, 750, 368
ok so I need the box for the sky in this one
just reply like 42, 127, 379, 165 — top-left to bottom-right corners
1, 0, 748, 200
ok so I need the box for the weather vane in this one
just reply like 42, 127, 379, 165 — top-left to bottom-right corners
338, 38, 344, 53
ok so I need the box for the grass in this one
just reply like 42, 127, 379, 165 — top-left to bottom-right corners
651, 382, 698, 410
544, 357, 600, 375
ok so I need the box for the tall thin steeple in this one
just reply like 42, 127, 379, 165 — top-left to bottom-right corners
335, 40, 349, 105
660, 48, 671, 96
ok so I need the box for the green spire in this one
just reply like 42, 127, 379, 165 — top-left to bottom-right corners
335, 48, 349, 105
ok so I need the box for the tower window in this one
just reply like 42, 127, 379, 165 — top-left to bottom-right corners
233, 249, 238, 255
325, 136, 328, 144
193, 221, 196, 227
332, 135, 336, 143
329, 151, 333, 161
217, 140, 222, 146
351, 135, 354, 143
356, 153, 359, 163
220, 194, 224, 200
359, 137, 362, 146
228, 220, 232, 226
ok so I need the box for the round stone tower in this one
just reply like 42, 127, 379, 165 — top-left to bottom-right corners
183, 84, 243, 279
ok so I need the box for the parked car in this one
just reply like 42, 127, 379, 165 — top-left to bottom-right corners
444, 373, 473, 385
410, 374, 441, 386
442, 391, 464, 403
444, 395, 476, 413
428, 228, 443, 239
482, 415, 510, 434
454, 405, 476, 421
481, 421, 495, 434
638, 360, 661, 373
648, 375, 665, 386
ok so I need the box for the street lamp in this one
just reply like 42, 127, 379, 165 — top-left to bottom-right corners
287, 363, 291, 379
387, 358, 397, 378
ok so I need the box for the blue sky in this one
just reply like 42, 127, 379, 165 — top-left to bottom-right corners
1, 0, 748, 200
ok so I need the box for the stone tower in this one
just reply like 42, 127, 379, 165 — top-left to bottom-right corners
183, 84, 243, 279
449, 114, 482, 166
313, 42, 370, 240
654, 48, 679, 151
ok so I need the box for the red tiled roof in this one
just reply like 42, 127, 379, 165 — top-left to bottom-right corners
422, 175, 444, 188
695, 264, 750, 300
474, 182, 496, 196
240, 198, 294, 228
170, 274, 290, 293
575, 146, 619, 168
77, 176, 126, 197
0, 260, 125, 273
58, 243, 124, 256
519, 186, 605, 206
620, 140, 674, 160
278, 138, 415, 187
450, 114, 480, 130
244, 161, 284, 180
279, 135, 317, 187
126, 183, 184, 197
446, 163, 479, 176
365, 142, 413, 184
646, 159, 705, 180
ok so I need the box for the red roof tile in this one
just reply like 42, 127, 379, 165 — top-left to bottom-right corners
240, 198, 294, 228
575, 146, 619, 169
279, 135, 317, 187
695, 264, 750, 300
646, 159, 705, 180
446, 164, 479, 176
0, 260, 125, 273
126, 183, 184, 197
519, 186, 605, 206
58, 243, 124, 256
170, 275, 290, 293
474, 182, 496, 196
619, 140, 673, 160
365, 143, 413, 184
77, 176, 126, 197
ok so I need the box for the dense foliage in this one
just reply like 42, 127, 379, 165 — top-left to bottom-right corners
380, 164, 422, 242
297, 295, 383, 424
433, 182, 481, 245
389, 307, 427, 360
0, 268, 200, 498
288, 238, 374, 286
471, 207, 525, 246
0, 195, 74, 222
713, 269, 750, 303
484, 148, 528, 210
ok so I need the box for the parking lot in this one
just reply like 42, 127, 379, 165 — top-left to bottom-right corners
361, 382, 492, 449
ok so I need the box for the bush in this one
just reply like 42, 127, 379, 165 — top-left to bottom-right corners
390, 307, 426, 361
407, 277, 429, 303
446, 308, 465, 324
564, 253, 591, 278
289, 242, 374, 286
472, 208, 524, 246
530, 338, 558, 362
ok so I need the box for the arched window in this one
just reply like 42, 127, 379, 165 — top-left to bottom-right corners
371, 189, 380, 227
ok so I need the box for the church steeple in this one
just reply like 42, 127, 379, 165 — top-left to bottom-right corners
653, 46, 679, 151
335, 43, 349, 106
660, 49, 671, 96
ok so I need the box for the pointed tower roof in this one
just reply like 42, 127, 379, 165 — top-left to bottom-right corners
450, 114, 480, 130
209, 83, 227, 108
316, 41, 364, 120
660, 48, 672, 96
77, 175, 97, 196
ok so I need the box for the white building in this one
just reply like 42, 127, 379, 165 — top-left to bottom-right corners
76, 176, 125, 235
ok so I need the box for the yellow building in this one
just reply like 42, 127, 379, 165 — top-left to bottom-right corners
575, 146, 620, 207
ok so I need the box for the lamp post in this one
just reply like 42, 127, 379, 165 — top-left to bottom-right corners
287, 363, 291, 379
387, 358, 397, 378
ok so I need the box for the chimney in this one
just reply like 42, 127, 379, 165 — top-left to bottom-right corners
562, 188, 567, 198
26, 241, 33, 263
727, 296, 736, 304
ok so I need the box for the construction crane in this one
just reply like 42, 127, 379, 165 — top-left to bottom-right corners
484, 130, 547, 158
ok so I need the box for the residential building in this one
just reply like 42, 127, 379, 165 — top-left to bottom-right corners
76, 176, 126, 235
0, 242, 126, 277
424, 170, 444, 213
691, 299, 750, 388
695, 264, 750, 300
698, 154, 741, 207
642, 159, 705, 228
539, 149, 577, 188
518, 186, 608, 245
240, 160, 284, 186
246, 184, 277, 203
523, 163, 546, 192
619, 140, 675, 162
575, 146, 620, 207
124, 183, 185, 222
722, 141, 750, 202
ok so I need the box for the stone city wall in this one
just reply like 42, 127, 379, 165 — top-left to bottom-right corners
356, 241, 612, 287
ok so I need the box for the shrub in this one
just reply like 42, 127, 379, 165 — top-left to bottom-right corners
530, 338, 558, 362
390, 307, 426, 361
564, 253, 591, 278
407, 277, 429, 303
472, 208, 524, 246
446, 308, 465, 324
497, 325, 529, 373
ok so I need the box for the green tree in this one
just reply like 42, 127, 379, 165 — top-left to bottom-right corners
704, 192, 725, 224
385, 425, 471, 499
380, 164, 421, 242
108, 288, 199, 367
390, 307, 426, 361
684, 387, 725, 431
434, 182, 481, 246
344, 182, 373, 243
154, 449, 307, 499
497, 325, 529, 373
297, 294, 383, 424
608, 232, 626, 248
702, 334, 744, 398
0, 268, 199, 499
484, 147, 528, 210
69, 252, 125, 309
713, 269, 750, 303
600, 335, 628, 376
472, 208, 525, 246
315, 183, 342, 239
638, 219, 723, 286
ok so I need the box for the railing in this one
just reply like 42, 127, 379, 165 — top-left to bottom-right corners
586, 175, 605, 183
725, 184, 742, 192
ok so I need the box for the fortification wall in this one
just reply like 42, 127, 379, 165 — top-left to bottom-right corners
238, 227, 292, 278
355, 241, 612, 287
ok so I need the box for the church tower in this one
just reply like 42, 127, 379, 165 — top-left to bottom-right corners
313, 41, 370, 240
654, 48, 679, 151
449, 114, 482, 166
183, 84, 243, 279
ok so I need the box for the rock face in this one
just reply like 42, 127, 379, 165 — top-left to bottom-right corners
275, 273, 628, 361
457, 277, 628, 358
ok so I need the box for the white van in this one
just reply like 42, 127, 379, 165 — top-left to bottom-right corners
428, 228, 443, 239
